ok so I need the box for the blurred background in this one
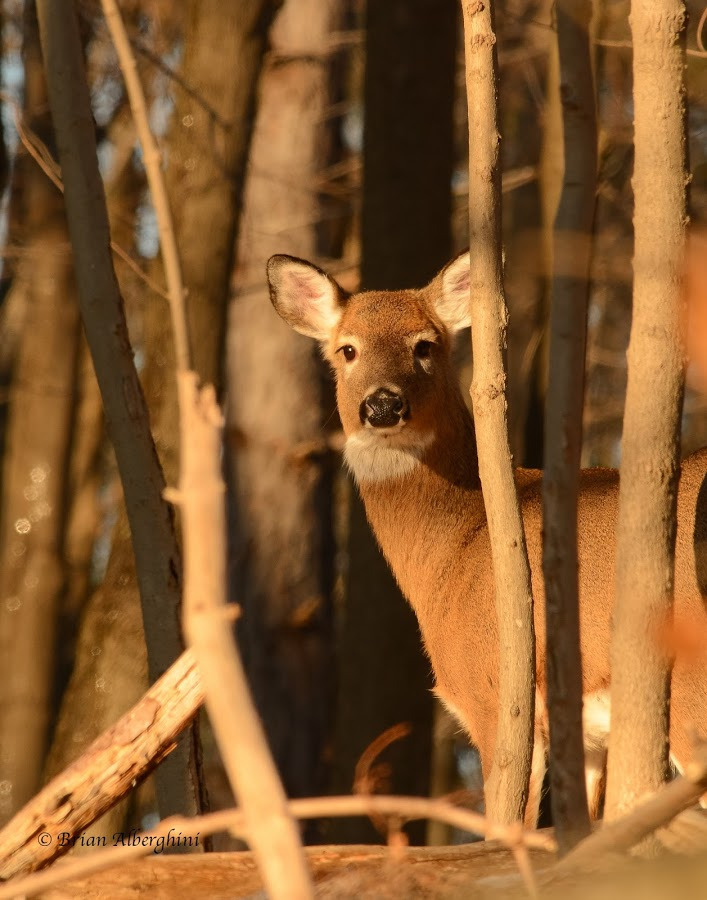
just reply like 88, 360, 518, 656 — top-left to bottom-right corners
0, 0, 706, 850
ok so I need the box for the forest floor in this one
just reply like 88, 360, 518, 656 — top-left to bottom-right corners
35, 838, 707, 899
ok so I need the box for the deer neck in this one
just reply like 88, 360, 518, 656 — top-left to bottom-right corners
346, 388, 485, 620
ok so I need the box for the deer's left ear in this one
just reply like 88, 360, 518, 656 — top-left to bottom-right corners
431, 251, 471, 334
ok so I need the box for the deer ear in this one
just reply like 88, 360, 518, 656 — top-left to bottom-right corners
267, 255, 344, 340
432, 251, 471, 334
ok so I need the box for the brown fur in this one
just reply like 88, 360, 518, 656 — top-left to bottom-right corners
268, 252, 707, 821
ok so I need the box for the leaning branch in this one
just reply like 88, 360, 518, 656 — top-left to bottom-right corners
460, 0, 536, 824
541, 0, 596, 852
557, 741, 707, 871
0, 650, 204, 880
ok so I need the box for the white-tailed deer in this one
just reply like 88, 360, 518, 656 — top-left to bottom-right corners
267, 250, 707, 824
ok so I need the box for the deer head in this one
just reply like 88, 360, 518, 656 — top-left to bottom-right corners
267, 252, 472, 483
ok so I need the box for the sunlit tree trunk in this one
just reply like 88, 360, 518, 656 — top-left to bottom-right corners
605, 0, 687, 833
461, 0, 536, 826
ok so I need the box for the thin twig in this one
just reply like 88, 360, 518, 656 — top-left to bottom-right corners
0, 90, 171, 303
594, 36, 707, 57
0, 795, 555, 900
100, 0, 191, 371
129, 37, 228, 127
507, 821, 540, 898
353, 723, 413, 836
698, 5, 707, 53
557, 742, 707, 872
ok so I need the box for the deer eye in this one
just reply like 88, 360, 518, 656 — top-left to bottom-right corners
414, 340, 434, 360
338, 344, 357, 362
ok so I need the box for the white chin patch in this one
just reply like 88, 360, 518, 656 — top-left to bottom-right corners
344, 429, 434, 484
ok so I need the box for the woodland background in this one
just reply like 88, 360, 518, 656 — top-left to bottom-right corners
0, 0, 706, 855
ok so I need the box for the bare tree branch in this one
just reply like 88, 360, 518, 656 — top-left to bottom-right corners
0, 650, 204, 879
169, 372, 312, 899
100, 0, 190, 372
460, 0, 536, 825
558, 742, 707, 871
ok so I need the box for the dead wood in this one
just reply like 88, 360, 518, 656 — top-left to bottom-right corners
0, 650, 203, 880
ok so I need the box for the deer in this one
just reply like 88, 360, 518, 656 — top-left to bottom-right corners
267, 249, 707, 825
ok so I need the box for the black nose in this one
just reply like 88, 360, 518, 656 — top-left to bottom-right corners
360, 388, 409, 428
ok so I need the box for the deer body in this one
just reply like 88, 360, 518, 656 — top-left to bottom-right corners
267, 251, 707, 822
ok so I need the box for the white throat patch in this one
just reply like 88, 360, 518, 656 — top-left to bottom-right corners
344, 429, 434, 484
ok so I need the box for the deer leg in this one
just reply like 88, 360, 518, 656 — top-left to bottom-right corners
524, 727, 547, 827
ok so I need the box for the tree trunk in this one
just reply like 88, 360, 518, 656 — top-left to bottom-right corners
328, 0, 456, 844
0, 3, 80, 821
605, 0, 687, 829
461, 0, 535, 826
541, 0, 596, 853
228, 0, 343, 821
35, 0, 202, 824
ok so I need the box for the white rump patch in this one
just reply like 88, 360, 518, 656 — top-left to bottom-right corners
344, 429, 434, 484
582, 689, 611, 815
583, 689, 611, 749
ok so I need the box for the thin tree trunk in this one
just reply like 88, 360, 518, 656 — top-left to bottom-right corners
0, 4, 80, 821
605, 0, 687, 829
228, 0, 343, 817
44, 101, 151, 842
541, 0, 596, 853
35, 0, 197, 822
461, 0, 535, 825
329, 0, 456, 844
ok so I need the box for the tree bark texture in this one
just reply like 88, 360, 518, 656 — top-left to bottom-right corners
605, 0, 688, 823
329, 0, 456, 844
461, 0, 536, 825
0, 650, 204, 880
0, 6, 80, 821
541, 0, 596, 852
35, 0, 197, 821
228, 0, 343, 812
